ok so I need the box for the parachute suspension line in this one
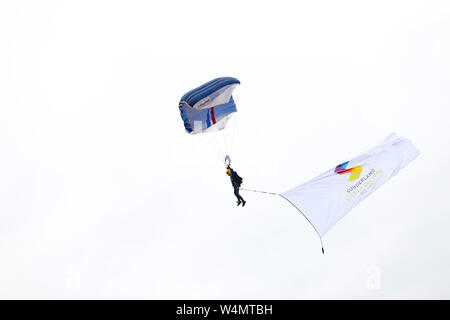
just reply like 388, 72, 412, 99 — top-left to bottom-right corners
218, 129, 229, 159
226, 112, 237, 160
278, 194, 325, 255
205, 135, 222, 161
233, 116, 237, 154
222, 128, 230, 159
212, 114, 236, 166
203, 133, 225, 163
208, 131, 223, 158
212, 132, 227, 160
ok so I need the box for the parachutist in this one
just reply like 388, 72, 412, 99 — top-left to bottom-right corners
179, 78, 243, 207
226, 166, 246, 207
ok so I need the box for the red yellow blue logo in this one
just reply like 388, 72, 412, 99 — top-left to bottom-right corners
335, 161, 363, 181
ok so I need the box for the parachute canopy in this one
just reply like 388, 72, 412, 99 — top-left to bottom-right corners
179, 77, 240, 134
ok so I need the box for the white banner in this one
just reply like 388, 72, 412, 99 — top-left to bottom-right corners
281, 133, 420, 238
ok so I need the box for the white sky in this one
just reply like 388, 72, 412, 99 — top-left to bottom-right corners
0, 0, 449, 299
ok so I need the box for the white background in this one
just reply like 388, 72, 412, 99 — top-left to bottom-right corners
1, 0, 449, 299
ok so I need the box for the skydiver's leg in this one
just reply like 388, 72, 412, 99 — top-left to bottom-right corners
234, 186, 246, 206
239, 192, 246, 206
233, 186, 242, 205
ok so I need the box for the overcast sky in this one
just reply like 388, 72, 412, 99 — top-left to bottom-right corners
1, 0, 449, 299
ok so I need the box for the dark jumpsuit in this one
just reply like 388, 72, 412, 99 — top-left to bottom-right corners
229, 168, 245, 203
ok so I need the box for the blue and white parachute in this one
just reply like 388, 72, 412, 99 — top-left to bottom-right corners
179, 77, 240, 134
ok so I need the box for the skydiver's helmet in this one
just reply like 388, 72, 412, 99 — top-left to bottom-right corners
226, 168, 231, 176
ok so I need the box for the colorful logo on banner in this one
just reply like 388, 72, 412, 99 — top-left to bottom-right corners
335, 161, 363, 181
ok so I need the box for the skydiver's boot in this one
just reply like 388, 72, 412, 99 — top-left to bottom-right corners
242, 200, 246, 207
236, 200, 241, 206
